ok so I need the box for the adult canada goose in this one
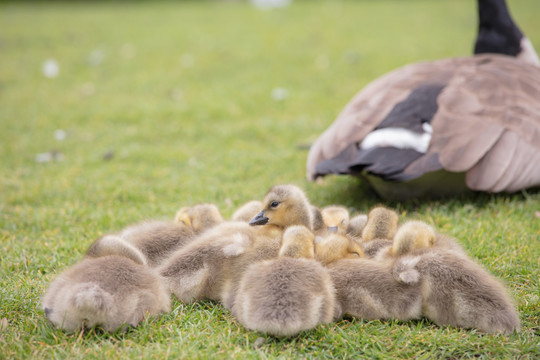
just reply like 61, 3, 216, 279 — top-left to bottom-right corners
306, 0, 540, 199
231, 226, 337, 336
42, 255, 171, 332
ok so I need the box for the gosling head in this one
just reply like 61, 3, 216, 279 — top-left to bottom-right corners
175, 203, 224, 233
279, 225, 315, 259
315, 233, 364, 265
249, 184, 313, 229
392, 220, 436, 256
321, 206, 350, 233
361, 206, 399, 242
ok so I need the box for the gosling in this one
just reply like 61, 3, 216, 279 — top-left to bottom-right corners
393, 248, 520, 335
87, 203, 223, 267
230, 226, 337, 336
42, 255, 170, 332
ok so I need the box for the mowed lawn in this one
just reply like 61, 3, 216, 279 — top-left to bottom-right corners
1, 0, 539, 358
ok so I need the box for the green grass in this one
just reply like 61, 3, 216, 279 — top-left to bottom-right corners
1, 0, 539, 358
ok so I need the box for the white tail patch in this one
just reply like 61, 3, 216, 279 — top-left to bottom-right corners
360, 125, 432, 153
518, 37, 540, 66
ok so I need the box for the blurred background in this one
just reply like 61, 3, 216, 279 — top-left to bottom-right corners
1, 0, 539, 222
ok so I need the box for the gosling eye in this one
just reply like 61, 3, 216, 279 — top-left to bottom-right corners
351, 252, 360, 257
270, 201, 280, 208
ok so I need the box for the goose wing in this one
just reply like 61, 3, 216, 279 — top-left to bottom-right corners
306, 57, 468, 180
307, 54, 540, 193
428, 54, 540, 192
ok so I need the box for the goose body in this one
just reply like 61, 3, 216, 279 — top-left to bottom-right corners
231, 226, 337, 337
307, 0, 540, 199
86, 204, 223, 267
327, 258, 423, 322
394, 249, 520, 334
42, 255, 170, 332
158, 221, 281, 303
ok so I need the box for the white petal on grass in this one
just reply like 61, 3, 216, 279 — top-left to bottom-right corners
36, 152, 53, 163
42, 59, 59, 78
35, 150, 64, 163
180, 53, 195, 68
170, 88, 184, 102
79, 82, 96, 97
120, 43, 136, 59
271, 87, 289, 101
88, 49, 105, 66
251, 0, 291, 10
315, 54, 329, 70
54, 129, 66, 141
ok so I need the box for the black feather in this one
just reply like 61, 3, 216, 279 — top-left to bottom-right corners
350, 147, 423, 181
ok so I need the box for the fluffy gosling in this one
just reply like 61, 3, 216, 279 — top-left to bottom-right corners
42, 255, 170, 332
231, 226, 337, 336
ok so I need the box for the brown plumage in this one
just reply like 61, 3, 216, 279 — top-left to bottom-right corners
230, 226, 337, 337
306, 0, 540, 199
393, 249, 520, 334
42, 255, 170, 332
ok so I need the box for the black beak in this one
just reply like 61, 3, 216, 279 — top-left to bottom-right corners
328, 226, 338, 233
249, 211, 269, 226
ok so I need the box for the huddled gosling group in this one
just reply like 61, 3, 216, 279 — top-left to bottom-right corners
42, 184, 520, 336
